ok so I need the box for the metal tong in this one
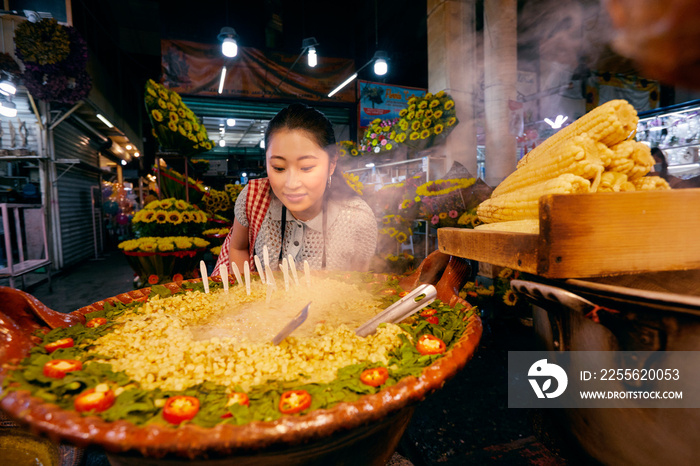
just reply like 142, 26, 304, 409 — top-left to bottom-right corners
272, 302, 311, 345
355, 284, 437, 337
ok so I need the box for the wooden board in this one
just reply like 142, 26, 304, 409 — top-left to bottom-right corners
438, 189, 700, 278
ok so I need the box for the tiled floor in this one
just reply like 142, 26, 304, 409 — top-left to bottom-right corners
4, 250, 571, 465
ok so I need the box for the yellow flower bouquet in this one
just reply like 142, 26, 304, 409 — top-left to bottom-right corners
395, 90, 458, 150
132, 198, 208, 238
145, 79, 214, 157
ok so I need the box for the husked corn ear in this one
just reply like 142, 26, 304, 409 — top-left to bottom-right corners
607, 140, 655, 179
620, 181, 636, 192
477, 174, 591, 223
492, 134, 603, 197
474, 219, 540, 234
632, 176, 671, 191
518, 100, 638, 169
597, 171, 630, 192
596, 142, 614, 167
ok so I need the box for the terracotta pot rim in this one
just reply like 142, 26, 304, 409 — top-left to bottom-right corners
0, 279, 482, 459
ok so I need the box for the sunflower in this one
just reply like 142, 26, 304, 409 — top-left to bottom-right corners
154, 210, 168, 223
151, 109, 164, 122
169, 112, 178, 123
399, 120, 409, 131
415, 109, 425, 119
177, 108, 187, 119
385, 143, 393, 151
168, 121, 178, 132
203, 141, 213, 150
157, 98, 167, 109
178, 125, 187, 137
407, 111, 415, 120
170, 93, 181, 106
159, 199, 173, 209
174, 238, 193, 250
174, 199, 189, 210
395, 232, 408, 243
399, 109, 408, 117
433, 124, 444, 135
351, 148, 358, 156
157, 89, 169, 100
418, 100, 428, 109
396, 133, 407, 143
433, 110, 443, 119
447, 117, 457, 126
422, 118, 432, 129
211, 246, 222, 256
158, 241, 175, 252
420, 129, 431, 139
498, 268, 513, 280
188, 133, 197, 142
430, 99, 440, 108
411, 120, 421, 131
167, 211, 183, 224
193, 121, 200, 132
444, 100, 455, 110
457, 212, 474, 225
409, 132, 421, 141
193, 238, 210, 248
436, 90, 446, 98
408, 97, 417, 105
140, 241, 157, 253
166, 102, 176, 112
439, 212, 448, 219
424, 109, 433, 119
503, 290, 518, 306
118, 239, 139, 251
184, 121, 192, 132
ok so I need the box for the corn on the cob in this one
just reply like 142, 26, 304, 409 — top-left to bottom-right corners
606, 140, 655, 180
474, 219, 540, 234
517, 99, 638, 169
632, 176, 671, 191
597, 171, 636, 192
492, 134, 603, 197
596, 142, 614, 167
477, 174, 591, 223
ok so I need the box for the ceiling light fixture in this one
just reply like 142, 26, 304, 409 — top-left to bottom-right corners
134, 152, 140, 157
218, 27, 238, 58
120, 160, 127, 166
259, 139, 265, 149
373, 50, 388, 76
219, 139, 226, 147
274, 37, 319, 93
96, 113, 114, 128
125, 144, 133, 150
227, 118, 236, 127
218, 66, 227, 94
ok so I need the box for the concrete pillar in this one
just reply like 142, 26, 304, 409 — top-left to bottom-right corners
427, 0, 478, 178
483, 0, 517, 186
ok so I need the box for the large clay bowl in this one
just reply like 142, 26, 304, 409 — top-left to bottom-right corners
0, 254, 481, 463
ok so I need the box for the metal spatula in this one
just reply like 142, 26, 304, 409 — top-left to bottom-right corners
272, 302, 311, 345
355, 284, 437, 337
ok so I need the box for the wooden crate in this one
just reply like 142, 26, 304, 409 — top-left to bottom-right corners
437, 189, 700, 278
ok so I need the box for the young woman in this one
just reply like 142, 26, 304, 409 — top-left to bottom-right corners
213, 103, 377, 275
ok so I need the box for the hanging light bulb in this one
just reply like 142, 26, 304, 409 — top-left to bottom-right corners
219, 139, 226, 147
227, 118, 236, 127
307, 46, 317, 67
218, 27, 238, 58
373, 51, 388, 76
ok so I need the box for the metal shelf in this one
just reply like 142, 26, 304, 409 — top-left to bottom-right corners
0, 203, 51, 290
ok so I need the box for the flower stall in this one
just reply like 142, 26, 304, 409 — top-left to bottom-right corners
118, 198, 210, 286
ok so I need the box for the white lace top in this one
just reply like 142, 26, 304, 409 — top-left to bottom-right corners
234, 184, 378, 271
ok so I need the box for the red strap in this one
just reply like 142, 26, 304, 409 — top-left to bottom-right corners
211, 178, 271, 276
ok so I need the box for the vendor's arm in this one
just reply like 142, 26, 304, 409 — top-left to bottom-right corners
227, 218, 250, 272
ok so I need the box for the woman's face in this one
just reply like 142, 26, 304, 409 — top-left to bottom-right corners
266, 128, 336, 221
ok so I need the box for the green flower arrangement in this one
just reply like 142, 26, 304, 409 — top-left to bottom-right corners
131, 198, 208, 238
395, 90, 458, 149
145, 79, 214, 157
417, 178, 477, 229
202, 184, 243, 218
14, 18, 69, 66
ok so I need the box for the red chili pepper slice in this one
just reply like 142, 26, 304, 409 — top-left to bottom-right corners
43, 359, 83, 379
86, 317, 107, 328
360, 367, 389, 387
380, 288, 397, 295
398, 290, 409, 297
420, 309, 437, 317
221, 392, 250, 418
148, 274, 159, 285
173, 273, 184, 285
425, 316, 439, 325
279, 390, 312, 415
74, 388, 116, 413
416, 334, 447, 355
45, 337, 74, 353
162, 396, 200, 424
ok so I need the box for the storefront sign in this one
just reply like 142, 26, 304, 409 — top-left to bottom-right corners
161, 40, 357, 103
358, 81, 426, 128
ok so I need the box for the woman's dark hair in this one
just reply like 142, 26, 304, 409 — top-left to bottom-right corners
265, 103, 355, 199
651, 147, 669, 179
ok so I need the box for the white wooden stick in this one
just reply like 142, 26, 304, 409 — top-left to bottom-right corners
263, 245, 270, 270
200, 260, 209, 294
304, 260, 311, 287
220, 265, 229, 293
281, 258, 290, 291
231, 261, 243, 287
243, 261, 251, 296
288, 254, 299, 287
265, 264, 277, 290
266, 280, 272, 304
254, 255, 266, 284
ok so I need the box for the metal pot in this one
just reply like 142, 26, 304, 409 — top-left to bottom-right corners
512, 271, 700, 466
